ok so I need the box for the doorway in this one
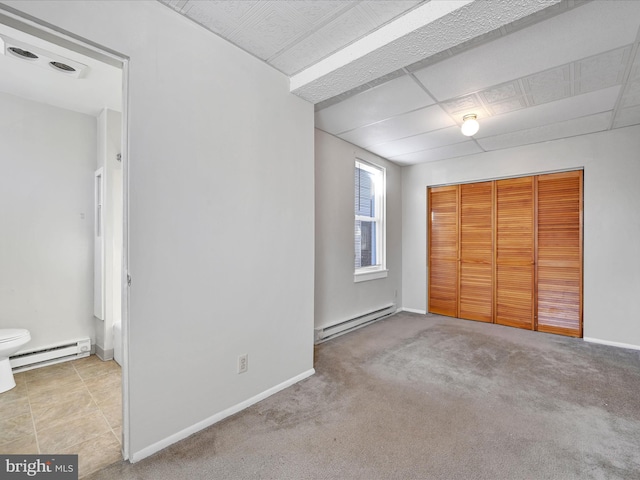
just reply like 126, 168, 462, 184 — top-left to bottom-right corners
0, 7, 129, 475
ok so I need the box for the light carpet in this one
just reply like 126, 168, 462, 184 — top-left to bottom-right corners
89, 312, 640, 479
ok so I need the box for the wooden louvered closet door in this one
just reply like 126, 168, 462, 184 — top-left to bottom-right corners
427, 171, 582, 338
459, 182, 494, 322
495, 177, 535, 330
536, 171, 583, 337
428, 186, 458, 317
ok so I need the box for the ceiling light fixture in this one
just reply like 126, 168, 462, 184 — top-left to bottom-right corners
461, 114, 480, 137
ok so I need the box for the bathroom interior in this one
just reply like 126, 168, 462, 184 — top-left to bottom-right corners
0, 14, 125, 476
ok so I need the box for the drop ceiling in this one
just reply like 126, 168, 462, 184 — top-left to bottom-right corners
161, 0, 640, 165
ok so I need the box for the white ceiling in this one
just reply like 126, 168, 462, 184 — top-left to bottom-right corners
161, 0, 640, 165
0, 20, 122, 117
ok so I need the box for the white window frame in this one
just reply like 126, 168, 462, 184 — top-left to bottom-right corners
354, 159, 387, 283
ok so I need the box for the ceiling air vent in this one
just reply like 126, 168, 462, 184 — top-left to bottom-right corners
8, 47, 39, 60
49, 61, 76, 73
0, 35, 87, 79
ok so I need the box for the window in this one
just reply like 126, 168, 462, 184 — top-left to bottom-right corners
354, 160, 387, 282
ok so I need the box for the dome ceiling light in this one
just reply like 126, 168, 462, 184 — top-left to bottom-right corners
461, 114, 480, 137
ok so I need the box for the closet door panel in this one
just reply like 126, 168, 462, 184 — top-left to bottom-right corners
496, 264, 534, 328
459, 182, 493, 322
537, 171, 583, 336
495, 177, 535, 329
428, 186, 458, 317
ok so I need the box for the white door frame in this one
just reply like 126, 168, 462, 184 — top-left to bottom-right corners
0, 5, 132, 461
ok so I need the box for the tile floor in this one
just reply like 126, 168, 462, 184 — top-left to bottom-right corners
0, 355, 122, 478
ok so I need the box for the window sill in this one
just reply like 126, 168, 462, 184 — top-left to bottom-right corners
354, 269, 388, 283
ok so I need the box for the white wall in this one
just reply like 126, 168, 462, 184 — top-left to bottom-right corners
402, 125, 640, 348
315, 129, 402, 329
3, 0, 315, 460
0, 92, 96, 350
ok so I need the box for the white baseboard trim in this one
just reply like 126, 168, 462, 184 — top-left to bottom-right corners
130, 368, 315, 463
583, 337, 640, 351
401, 307, 427, 314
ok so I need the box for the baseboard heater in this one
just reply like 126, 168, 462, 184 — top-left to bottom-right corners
10, 338, 91, 373
315, 304, 396, 344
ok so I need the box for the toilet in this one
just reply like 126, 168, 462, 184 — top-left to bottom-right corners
0, 329, 31, 393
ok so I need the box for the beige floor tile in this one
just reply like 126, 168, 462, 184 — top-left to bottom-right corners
73, 359, 120, 381
26, 370, 83, 395
13, 371, 28, 385
112, 426, 122, 445
60, 431, 121, 479
83, 371, 121, 398
28, 382, 88, 409
24, 362, 74, 382
94, 388, 121, 408
0, 396, 30, 420
0, 360, 124, 468
0, 382, 29, 402
0, 413, 34, 444
37, 410, 111, 453
72, 355, 103, 368
0, 434, 38, 454
31, 392, 100, 431
100, 402, 122, 429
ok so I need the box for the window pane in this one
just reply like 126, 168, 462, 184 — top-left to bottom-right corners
355, 168, 375, 217
355, 220, 377, 268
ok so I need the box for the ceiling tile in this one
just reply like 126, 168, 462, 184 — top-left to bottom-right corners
479, 81, 522, 105
574, 46, 630, 94
196, 0, 260, 22
522, 65, 571, 106
270, 4, 372, 74
487, 97, 528, 116
338, 105, 455, 148
315, 76, 434, 135
575, 46, 630, 79
270, 1, 422, 75
619, 50, 640, 108
359, 0, 422, 25
389, 141, 483, 165
526, 85, 572, 106
575, 71, 624, 95
314, 69, 405, 112
411, 0, 640, 100
182, 1, 260, 37
476, 85, 620, 138
284, 1, 349, 26
366, 126, 466, 158
620, 75, 640, 108
522, 65, 571, 92
613, 105, 640, 129
226, 4, 309, 59
440, 94, 488, 118
476, 112, 612, 151
164, 0, 188, 11
405, 50, 452, 73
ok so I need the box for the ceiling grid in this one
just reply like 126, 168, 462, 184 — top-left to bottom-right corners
156, 0, 640, 165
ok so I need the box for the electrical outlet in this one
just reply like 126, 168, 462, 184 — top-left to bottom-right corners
238, 354, 248, 374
